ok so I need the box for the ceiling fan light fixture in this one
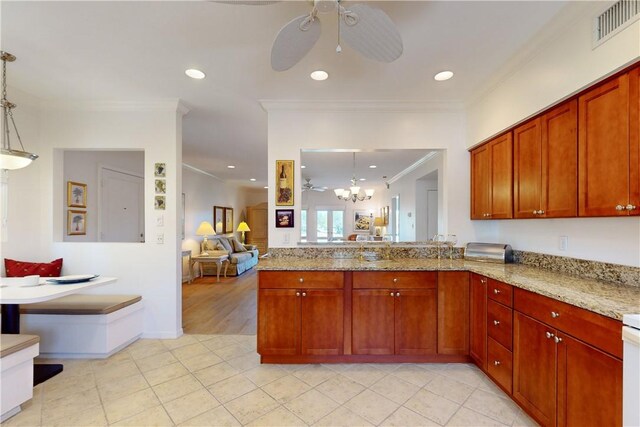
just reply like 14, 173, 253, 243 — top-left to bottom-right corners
434, 70, 454, 81
310, 70, 329, 81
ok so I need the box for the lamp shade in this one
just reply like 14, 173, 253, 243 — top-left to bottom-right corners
196, 221, 215, 236
237, 221, 251, 232
373, 216, 384, 227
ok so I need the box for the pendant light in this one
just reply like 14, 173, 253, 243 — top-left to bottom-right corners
1, 51, 38, 170
334, 153, 374, 203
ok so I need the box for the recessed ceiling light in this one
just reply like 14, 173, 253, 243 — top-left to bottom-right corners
250, 178, 256, 182
227, 165, 235, 169
185, 69, 206, 79
369, 165, 377, 169
310, 70, 329, 81
301, 165, 306, 169
434, 70, 454, 81
263, 186, 268, 189
359, 178, 366, 181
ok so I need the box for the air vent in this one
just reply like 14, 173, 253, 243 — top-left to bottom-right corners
594, 0, 640, 45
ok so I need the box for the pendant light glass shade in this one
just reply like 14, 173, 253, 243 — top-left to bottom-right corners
334, 153, 374, 203
0, 149, 37, 170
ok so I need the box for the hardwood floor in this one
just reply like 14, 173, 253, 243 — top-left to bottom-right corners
182, 269, 257, 335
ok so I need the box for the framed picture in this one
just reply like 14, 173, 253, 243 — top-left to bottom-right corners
213, 206, 225, 234
67, 181, 87, 208
154, 163, 166, 177
224, 207, 234, 234
275, 160, 294, 206
354, 210, 372, 231
67, 210, 86, 235
382, 206, 389, 225
154, 195, 166, 210
155, 179, 166, 194
276, 209, 294, 228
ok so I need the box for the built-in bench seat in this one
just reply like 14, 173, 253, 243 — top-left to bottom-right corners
20, 295, 143, 359
1, 334, 39, 422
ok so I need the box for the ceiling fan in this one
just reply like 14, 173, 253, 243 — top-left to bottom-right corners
218, 0, 403, 71
302, 178, 326, 192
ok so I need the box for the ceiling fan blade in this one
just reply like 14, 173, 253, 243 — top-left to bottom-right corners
271, 14, 321, 71
312, 188, 326, 192
340, 3, 403, 63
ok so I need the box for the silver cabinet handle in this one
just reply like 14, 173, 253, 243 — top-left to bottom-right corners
494, 360, 501, 366
546, 331, 554, 339
539, 210, 545, 215
493, 320, 500, 326
393, 278, 398, 283
301, 292, 306, 297
299, 278, 304, 283
296, 292, 300, 297
480, 278, 487, 284
626, 205, 637, 211
554, 336, 563, 344
390, 292, 395, 297
493, 288, 500, 294
551, 311, 560, 318
616, 205, 625, 211
532, 210, 538, 214
396, 292, 400, 297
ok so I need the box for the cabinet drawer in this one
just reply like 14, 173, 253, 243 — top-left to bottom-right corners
353, 271, 437, 289
487, 338, 512, 394
487, 279, 513, 307
259, 271, 344, 289
487, 300, 513, 350
514, 289, 622, 358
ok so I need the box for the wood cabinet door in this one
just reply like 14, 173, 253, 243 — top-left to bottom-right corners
630, 66, 640, 213
513, 312, 557, 427
541, 99, 578, 218
514, 118, 542, 218
394, 289, 437, 355
300, 290, 344, 355
437, 272, 470, 355
257, 289, 300, 355
352, 290, 395, 355
579, 74, 630, 216
489, 133, 514, 219
470, 274, 487, 369
471, 144, 491, 219
556, 333, 622, 427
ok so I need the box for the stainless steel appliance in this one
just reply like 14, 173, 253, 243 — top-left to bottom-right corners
464, 242, 513, 264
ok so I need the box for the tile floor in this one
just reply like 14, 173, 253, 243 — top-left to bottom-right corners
2, 334, 539, 427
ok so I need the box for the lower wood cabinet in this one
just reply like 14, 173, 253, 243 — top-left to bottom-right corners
437, 272, 470, 355
470, 274, 487, 369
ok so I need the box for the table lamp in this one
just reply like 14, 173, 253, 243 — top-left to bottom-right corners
196, 221, 216, 255
373, 217, 384, 236
237, 221, 251, 244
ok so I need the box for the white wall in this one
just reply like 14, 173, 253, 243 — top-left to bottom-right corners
467, 2, 640, 267
1, 92, 187, 338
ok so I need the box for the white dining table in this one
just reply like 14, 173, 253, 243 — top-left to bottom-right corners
0, 276, 117, 385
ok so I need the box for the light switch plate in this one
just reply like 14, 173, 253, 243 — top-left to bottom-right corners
559, 236, 568, 251
156, 233, 164, 244
156, 215, 164, 227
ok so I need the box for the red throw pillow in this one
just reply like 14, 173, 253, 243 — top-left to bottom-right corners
5, 258, 63, 277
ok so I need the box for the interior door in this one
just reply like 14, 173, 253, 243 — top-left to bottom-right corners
100, 168, 144, 242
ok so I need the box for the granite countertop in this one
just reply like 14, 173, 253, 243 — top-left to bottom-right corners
257, 258, 640, 320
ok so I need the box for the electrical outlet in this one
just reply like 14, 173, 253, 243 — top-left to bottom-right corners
559, 236, 568, 251
156, 233, 164, 244
283, 233, 290, 244
156, 215, 164, 227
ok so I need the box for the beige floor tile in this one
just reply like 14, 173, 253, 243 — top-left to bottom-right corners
321, 363, 353, 373
163, 388, 220, 425
163, 335, 199, 350
292, 365, 336, 387
244, 365, 289, 387
367, 363, 403, 372
463, 389, 520, 425
201, 335, 239, 351
42, 405, 107, 427
207, 374, 258, 403
404, 389, 460, 425
284, 389, 340, 425
261, 375, 312, 404
112, 405, 174, 426
226, 352, 261, 372
128, 341, 168, 360
342, 365, 387, 388
314, 375, 365, 405
423, 374, 475, 404
194, 361, 240, 387
313, 406, 373, 427
478, 376, 511, 400
93, 359, 141, 385
277, 364, 309, 372
171, 342, 210, 361
41, 387, 101, 422
225, 389, 280, 425
143, 361, 190, 386
447, 407, 508, 426
440, 365, 487, 388
420, 363, 451, 372
380, 407, 440, 427
343, 389, 400, 425
2, 403, 42, 426
49, 360, 94, 378
214, 343, 253, 361
246, 406, 307, 427
102, 388, 160, 424
232, 335, 257, 348
134, 350, 179, 373
180, 351, 223, 372
42, 372, 96, 403
178, 405, 241, 427
392, 364, 439, 387
97, 373, 150, 403
190, 334, 219, 342
152, 373, 203, 403
370, 374, 420, 405
512, 409, 539, 427
91, 350, 132, 368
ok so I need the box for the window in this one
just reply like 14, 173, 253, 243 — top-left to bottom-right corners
317, 210, 328, 240
300, 209, 307, 241
316, 208, 345, 241
332, 210, 344, 239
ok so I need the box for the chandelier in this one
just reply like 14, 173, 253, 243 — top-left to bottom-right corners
1, 51, 38, 170
334, 153, 374, 203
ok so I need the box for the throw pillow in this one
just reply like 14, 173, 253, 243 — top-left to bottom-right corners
230, 237, 248, 253
218, 238, 233, 253
215, 241, 227, 251
5, 258, 63, 277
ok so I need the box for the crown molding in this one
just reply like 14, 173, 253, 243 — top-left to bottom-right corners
259, 100, 465, 113
40, 99, 189, 113
182, 163, 224, 182
387, 151, 440, 185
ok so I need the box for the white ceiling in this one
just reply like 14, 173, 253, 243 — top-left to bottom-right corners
1, 1, 568, 188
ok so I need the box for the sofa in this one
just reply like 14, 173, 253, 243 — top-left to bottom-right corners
201, 235, 259, 277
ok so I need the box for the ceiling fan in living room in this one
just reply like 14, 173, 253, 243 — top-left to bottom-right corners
302, 178, 326, 192
216, 0, 403, 71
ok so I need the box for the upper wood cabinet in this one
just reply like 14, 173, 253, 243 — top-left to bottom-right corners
578, 71, 639, 216
514, 100, 577, 218
471, 133, 513, 219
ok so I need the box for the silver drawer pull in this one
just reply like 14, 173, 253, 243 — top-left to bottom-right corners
296, 292, 300, 297
396, 292, 400, 297
393, 278, 398, 283
616, 205, 625, 211
626, 205, 637, 211
554, 336, 563, 344
299, 278, 304, 283
551, 311, 560, 318
390, 292, 394, 297
301, 292, 306, 297
493, 289, 500, 294
480, 278, 487, 284
493, 320, 500, 326
546, 331, 554, 339
494, 360, 501, 366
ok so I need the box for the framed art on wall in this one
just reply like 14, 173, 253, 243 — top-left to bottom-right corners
354, 210, 372, 231
67, 210, 87, 235
275, 209, 294, 228
276, 160, 294, 206
224, 207, 234, 234
213, 206, 225, 234
67, 181, 87, 208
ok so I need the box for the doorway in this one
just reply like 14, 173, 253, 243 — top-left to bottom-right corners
416, 170, 439, 241
99, 167, 144, 242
